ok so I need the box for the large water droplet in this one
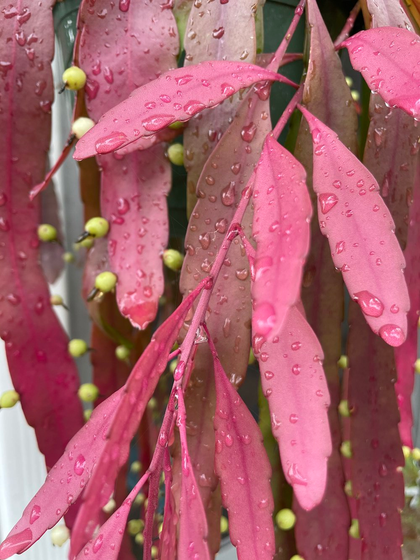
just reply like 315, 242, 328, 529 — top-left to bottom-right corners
354, 290, 384, 317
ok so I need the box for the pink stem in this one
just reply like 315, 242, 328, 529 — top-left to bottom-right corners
168, 348, 181, 362
334, 2, 361, 48
268, 0, 306, 72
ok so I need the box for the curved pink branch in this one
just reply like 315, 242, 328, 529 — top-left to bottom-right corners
211, 338, 275, 559
299, 106, 410, 347
252, 137, 312, 340
257, 305, 332, 511
74, 62, 297, 160
0, 389, 124, 559
343, 27, 420, 119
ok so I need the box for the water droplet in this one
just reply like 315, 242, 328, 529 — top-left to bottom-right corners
354, 291, 384, 317
74, 455, 86, 476
29, 505, 41, 524
225, 434, 233, 447
379, 324, 404, 347
95, 132, 128, 154
184, 101, 205, 116
292, 364, 300, 375
253, 302, 276, 336
142, 114, 175, 131
319, 193, 338, 214
291, 341, 301, 351
289, 414, 298, 424
93, 534, 103, 553
287, 463, 307, 486
241, 123, 257, 143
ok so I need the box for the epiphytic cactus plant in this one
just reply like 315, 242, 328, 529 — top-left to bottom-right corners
0, 0, 419, 559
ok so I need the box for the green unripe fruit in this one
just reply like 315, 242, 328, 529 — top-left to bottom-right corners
349, 519, 360, 539
169, 121, 184, 130
169, 360, 177, 374
102, 498, 116, 514
115, 345, 130, 361
163, 249, 184, 271
151, 546, 158, 559
402, 445, 411, 460
72, 117, 95, 139
83, 409, 92, 422
38, 224, 57, 242
95, 271, 117, 293
131, 460, 142, 473
127, 519, 143, 536
415, 358, 420, 374
62, 66, 87, 90
412, 448, 420, 461
63, 252, 74, 263
134, 533, 144, 545
68, 338, 88, 357
338, 400, 350, 417
0, 390, 20, 408
344, 480, 353, 497
134, 492, 145, 506
50, 525, 70, 547
50, 295, 63, 306
167, 143, 184, 166
275, 508, 296, 530
78, 383, 99, 403
220, 516, 229, 534
337, 354, 348, 369
85, 217, 110, 238
340, 440, 352, 459
78, 237, 94, 249
290, 556, 304, 560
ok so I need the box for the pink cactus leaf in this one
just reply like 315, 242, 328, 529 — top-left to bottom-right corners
183, 0, 257, 214
74, 62, 296, 160
39, 185, 65, 284
363, 0, 414, 30
177, 390, 211, 560
0, 0, 84, 473
100, 145, 171, 329
257, 305, 332, 511
75, 472, 150, 560
211, 338, 275, 559
343, 27, 420, 120
252, 136, 312, 340
0, 389, 124, 559
299, 106, 410, 347
348, 303, 405, 558
70, 279, 209, 557
395, 167, 420, 447
159, 450, 178, 560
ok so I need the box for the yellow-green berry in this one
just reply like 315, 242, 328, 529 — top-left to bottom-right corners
68, 339, 88, 357
169, 360, 177, 374
351, 90, 360, 102
102, 498, 116, 514
0, 390, 20, 408
415, 359, 420, 374
131, 461, 142, 474
338, 400, 350, 417
163, 249, 184, 271
220, 515, 229, 534
340, 440, 352, 459
134, 533, 144, 545
134, 492, 145, 506
38, 224, 57, 242
78, 383, 99, 403
349, 519, 360, 539
337, 355, 348, 369
62, 66, 87, 90
115, 345, 130, 361
95, 271, 117, 293
50, 525, 70, 547
167, 143, 184, 166
84, 409, 92, 422
402, 445, 411, 460
275, 508, 296, 530
169, 121, 184, 130
151, 546, 158, 559
72, 117, 95, 139
127, 519, 143, 536
344, 480, 353, 497
78, 237, 94, 249
412, 447, 420, 461
50, 295, 66, 308
290, 556, 304, 560
345, 76, 354, 88
85, 217, 109, 238
63, 252, 74, 263
147, 397, 157, 410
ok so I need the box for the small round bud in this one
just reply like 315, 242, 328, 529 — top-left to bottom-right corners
62, 66, 87, 90
275, 508, 296, 530
351, 90, 360, 102
151, 546, 158, 559
63, 252, 74, 263
158, 522, 163, 534
68, 339, 88, 357
344, 480, 353, 497
50, 525, 70, 547
134, 533, 144, 545
50, 295, 64, 306
38, 224, 57, 242
83, 409, 92, 422
163, 249, 184, 271
415, 359, 420, 374
169, 360, 177, 374
169, 121, 184, 130
349, 519, 360, 539
127, 519, 143, 536
220, 515, 229, 534
0, 390, 20, 408
147, 397, 157, 410
167, 143, 184, 166
134, 492, 145, 506
115, 345, 130, 361
338, 400, 350, 417
131, 461, 142, 474
78, 383, 99, 403
345, 76, 354, 88
249, 348, 256, 365
85, 217, 110, 238
290, 556, 304, 560
102, 498, 116, 514
402, 445, 411, 460
72, 117, 95, 139
412, 447, 420, 461
78, 237, 94, 249
340, 440, 352, 459
95, 271, 117, 293
337, 355, 348, 369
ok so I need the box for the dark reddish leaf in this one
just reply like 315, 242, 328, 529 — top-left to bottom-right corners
39, 185, 65, 284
